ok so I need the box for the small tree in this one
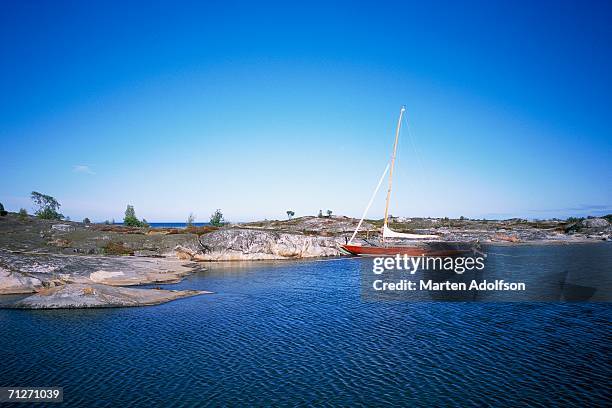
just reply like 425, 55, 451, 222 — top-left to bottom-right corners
83, 217, 91, 224
210, 209, 224, 227
286, 210, 295, 220
18, 208, 28, 220
186, 213, 195, 227
123, 205, 147, 227
0, 203, 7, 216
318, 210, 323, 218
31, 191, 63, 220
326, 209, 332, 217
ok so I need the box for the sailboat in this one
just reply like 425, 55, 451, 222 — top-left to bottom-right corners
341, 106, 472, 257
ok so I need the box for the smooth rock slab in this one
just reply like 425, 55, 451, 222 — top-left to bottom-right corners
2, 283, 210, 309
181, 228, 343, 261
0, 266, 42, 294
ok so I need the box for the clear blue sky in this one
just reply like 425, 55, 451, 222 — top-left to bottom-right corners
1, 0, 611, 222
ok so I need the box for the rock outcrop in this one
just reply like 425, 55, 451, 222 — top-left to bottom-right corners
0, 265, 42, 294
176, 228, 343, 261
3, 283, 209, 309
0, 249, 203, 295
565, 218, 611, 237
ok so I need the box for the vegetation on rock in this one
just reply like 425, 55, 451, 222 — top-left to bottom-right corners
210, 209, 225, 227
18, 208, 28, 220
103, 241, 134, 256
123, 205, 149, 227
31, 191, 64, 220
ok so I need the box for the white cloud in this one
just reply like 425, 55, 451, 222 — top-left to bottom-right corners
72, 165, 95, 175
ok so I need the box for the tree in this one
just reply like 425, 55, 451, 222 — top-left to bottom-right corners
31, 191, 63, 220
83, 217, 91, 224
0, 203, 7, 216
318, 210, 323, 218
326, 209, 333, 217
186, 213, 195, 227
286, 210, 295, 220
123, 205, 147, 227
210, 209, 224, 227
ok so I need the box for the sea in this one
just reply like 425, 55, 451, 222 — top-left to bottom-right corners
0, 243, 610, 406
147, 222, 210, 229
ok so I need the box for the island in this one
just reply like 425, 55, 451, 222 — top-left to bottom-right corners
1, 211, 610, 309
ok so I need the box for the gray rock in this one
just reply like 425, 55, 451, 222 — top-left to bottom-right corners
566, 218, 611, 234
178, 228, 343, 261
0, 249, 203, 294
51, 224, 75, 232
0, 266, 42, 294
2, 283, 209, 309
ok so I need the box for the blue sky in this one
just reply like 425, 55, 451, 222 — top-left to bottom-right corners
1, 0, 611, 222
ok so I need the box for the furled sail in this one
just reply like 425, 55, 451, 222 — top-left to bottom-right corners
382, 225, 439, 240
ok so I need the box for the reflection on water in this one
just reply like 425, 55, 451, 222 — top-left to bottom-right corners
0, 244, 610, 406
361, 243, 612, 301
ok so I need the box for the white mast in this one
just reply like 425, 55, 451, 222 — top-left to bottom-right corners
382, 105, 406, 241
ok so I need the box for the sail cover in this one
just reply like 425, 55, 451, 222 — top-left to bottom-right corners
382, 225, 439, 240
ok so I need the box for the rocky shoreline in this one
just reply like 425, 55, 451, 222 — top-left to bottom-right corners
1, 213, 610, 309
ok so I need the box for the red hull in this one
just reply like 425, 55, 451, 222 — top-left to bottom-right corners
341, 244, 469, 257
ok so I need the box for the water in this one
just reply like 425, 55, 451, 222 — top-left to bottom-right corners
0, 244, 610, 407
147, 222, 210, 229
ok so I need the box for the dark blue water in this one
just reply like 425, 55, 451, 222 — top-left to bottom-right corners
0, 245, 611, 407
148, 222, 210, 229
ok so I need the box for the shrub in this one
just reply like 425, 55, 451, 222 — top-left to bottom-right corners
0, 203, 7, 216
18, 208, 28, 220
318, 210, 323, 218
210, 209, 224, 227
103, 241, 134, 255
123, 205, 148, 227
31, 191, 64, 220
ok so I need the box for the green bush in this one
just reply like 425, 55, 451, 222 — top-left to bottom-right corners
210, 209, 225, 227
123, 205, 148, 227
